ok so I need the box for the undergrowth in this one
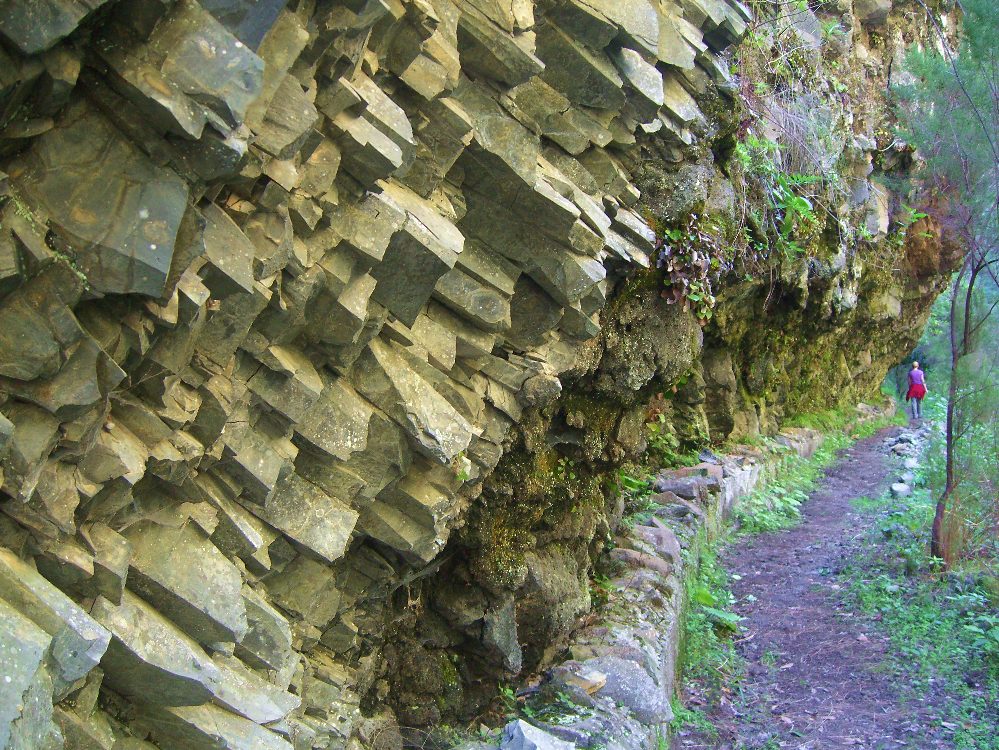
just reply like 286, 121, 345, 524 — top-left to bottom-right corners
672, 546, 743, 741
842, 487, 999, 749
732, 432, 848, 533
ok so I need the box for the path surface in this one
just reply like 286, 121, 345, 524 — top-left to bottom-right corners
675, 428, 949, 750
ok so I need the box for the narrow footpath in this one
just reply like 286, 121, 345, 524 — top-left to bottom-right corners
675, 428, 950, 750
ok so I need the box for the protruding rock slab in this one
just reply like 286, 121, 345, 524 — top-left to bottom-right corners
0, 0, 109, 55
13, 103, 189, 297
0, 598, 54, 749
121, 520, 248, 644
92, 591, 221, 706
150, 703, 294, 750
0, 547, 110, 689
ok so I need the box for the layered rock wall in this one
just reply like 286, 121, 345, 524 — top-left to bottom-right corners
0, 0, 956, 747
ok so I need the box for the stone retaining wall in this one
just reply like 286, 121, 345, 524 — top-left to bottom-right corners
459, 427, 823, 750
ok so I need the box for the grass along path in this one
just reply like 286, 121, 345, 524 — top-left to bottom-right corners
841, 487, 999, 749
672, 424, 998, 749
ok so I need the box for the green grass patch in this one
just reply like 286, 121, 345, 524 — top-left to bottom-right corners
672, 547, 744, 740
784, 407, 858, 432
785, 404, 907, 435
842, 488, 999, 749
733, 432, 849, 533
849, 494, 881, 512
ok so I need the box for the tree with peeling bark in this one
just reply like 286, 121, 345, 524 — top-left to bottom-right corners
896, 0, 999, 564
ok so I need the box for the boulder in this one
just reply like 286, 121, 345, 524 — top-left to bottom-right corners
0, 264, 83, 382
355, 337, 479, 464
0, 598, 56, 748
101, 0, 265, 133
367, 184, 464, 327
148, 703, 293, 750
198, 0, 288, 50
91, 591, 221, 706
501, 719, 576, 750
0, 0, 109, 55
254, 472, 358, 563
653, 473, 718, 501
121, 519, 248, 644
211, 655, 300, 724
890, 482, 912, 498
234, 586, 294, 674
581, 655, 672, 724
456, 4, 545, 86
855, 0, 892, 25
535, 21, 625, 111
610, 47, 664, 121
264, 555, 341, 629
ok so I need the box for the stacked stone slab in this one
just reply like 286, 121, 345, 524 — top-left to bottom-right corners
0, 0, 753, 746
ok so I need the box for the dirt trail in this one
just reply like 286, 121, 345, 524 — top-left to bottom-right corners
675, 428, 949, 750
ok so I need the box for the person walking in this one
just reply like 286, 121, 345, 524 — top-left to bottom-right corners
906, 361, 927, 419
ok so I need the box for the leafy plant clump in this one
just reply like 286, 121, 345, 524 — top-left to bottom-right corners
655, 214, 734, 324
646, 414, 701, 469
672, 547, 744, 741
735, 134, 823, 260
499, 684, 592, 729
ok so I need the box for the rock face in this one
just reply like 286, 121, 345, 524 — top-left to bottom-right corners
0, 0, 956, 746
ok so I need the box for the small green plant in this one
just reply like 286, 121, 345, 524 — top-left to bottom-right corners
589, 572, 614, 608
618, 470, 650, 494
454, 451, 470, 483
735, 133, 781, 177
821, 19, 844, 40
498, 684, 519, 717
554, 457, 578, 482
890, 204, 929, 246
772, 173, 820, 254
668, 700, 717, 740
733, 134, 825, 261
655, 214, 737, 324
646, 414, 700, 468
502, 688, 591, 729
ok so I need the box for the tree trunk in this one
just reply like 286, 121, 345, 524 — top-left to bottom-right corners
930, 259, 972, 562
929, 249, 990, 561
930, 373, 958, 560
